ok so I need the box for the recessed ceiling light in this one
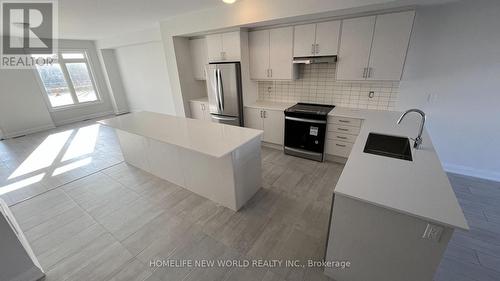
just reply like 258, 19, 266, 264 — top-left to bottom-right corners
223, 0, 237, 4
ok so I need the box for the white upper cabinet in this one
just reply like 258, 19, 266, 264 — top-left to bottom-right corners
221, 32, 241, 61
189, 38, 208, 80
206, 31, 241, 62
336, 16, 376, 80
206, 34, 223, 61
293, 21, 340, 57
269, 27, 294, 80
337, 11, 414, 81
249, 27, 294, 80
249, 30, 270, 80
315, 21, 341, 56
293, 24, 316, 57
367, 11, 415, 81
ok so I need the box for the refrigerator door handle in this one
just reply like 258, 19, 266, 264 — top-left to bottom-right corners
211, 68, 221, 113
216, 68, 224, 112
212, 115, 237, 121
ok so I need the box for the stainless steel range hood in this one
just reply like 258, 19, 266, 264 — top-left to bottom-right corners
293, 55, 337, 65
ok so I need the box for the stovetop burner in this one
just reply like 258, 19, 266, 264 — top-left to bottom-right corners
285, 103, 335, 119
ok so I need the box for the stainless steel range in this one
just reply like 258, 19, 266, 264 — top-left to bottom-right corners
284, 103, 335, 162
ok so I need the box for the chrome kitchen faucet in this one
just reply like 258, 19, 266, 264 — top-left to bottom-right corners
397, 109, 426, 149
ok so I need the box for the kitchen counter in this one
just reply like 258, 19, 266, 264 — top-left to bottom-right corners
99, 111, 262, 158
329, 107, 468, 230
246, 101, 467, 229
245, 100, 294, 111
190, 97, 209, 103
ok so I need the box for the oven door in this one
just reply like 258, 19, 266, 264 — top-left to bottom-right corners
284, 116, 327, 160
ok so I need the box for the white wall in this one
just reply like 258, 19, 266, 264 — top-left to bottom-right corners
399, 0, 500, 181
0, 39, 115, 137
114, 41, 175, 115
0, 69, 55, 137
100, 49, 130, 114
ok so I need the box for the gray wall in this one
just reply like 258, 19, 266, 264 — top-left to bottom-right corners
399, 0, 500, 181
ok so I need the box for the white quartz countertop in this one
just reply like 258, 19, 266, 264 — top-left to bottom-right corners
330, 107, 469, 230
98, 111, 263, 158
245, 101, 294, 111
190, 97, 209, 103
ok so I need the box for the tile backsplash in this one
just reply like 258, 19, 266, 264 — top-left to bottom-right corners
257, 64, 400, 110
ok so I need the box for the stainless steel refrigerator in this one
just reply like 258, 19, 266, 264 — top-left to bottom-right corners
205, 62, 244, 126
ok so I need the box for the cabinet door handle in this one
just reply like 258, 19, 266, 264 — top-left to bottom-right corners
335, 143, 347, 147
337, 136, 347, 140
338, 119, 350, 123
362, 67, 367, 78
263, 110, 266, 118
315, 44, 319, 54
311, 44, 315, 54
368, 67, 373, 78
338, 128, 348, 131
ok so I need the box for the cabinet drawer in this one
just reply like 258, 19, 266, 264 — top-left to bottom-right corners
328, 124, 361, 135
327, 132, 357, 143
329, 116, 362, 127
325, 140, 353, 158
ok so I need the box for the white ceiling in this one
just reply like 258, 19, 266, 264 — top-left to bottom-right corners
56, 0, 459, 41
58, 0, 225, 40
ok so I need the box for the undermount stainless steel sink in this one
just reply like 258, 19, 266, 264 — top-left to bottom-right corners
363, 133, 413, 161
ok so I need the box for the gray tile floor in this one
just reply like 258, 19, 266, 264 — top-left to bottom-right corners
1, 119, 500, 281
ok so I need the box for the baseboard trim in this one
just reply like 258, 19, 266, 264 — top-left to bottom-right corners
261, 142, 283, 150
1, 124, 56, 139
442, 163, 500, 182
54, 111, 115, 126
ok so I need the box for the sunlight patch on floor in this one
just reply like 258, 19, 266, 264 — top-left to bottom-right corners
0, 173, 45, 196
52, 157, 92, 176
62, 124, 100, 162
8, 130, 73, 180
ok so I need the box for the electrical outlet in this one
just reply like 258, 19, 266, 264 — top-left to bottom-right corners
422, 223, 444, 242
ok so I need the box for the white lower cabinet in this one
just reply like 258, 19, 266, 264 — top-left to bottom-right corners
326, 116, 362, 158
325, 140, 354, 158
189, 100, 211, 121
244, 107, 284, 145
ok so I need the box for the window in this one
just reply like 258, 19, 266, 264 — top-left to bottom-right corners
34, 51, 99, 108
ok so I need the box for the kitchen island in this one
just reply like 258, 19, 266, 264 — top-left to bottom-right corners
324, 107, 469, 281
99, 111, 263, 211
